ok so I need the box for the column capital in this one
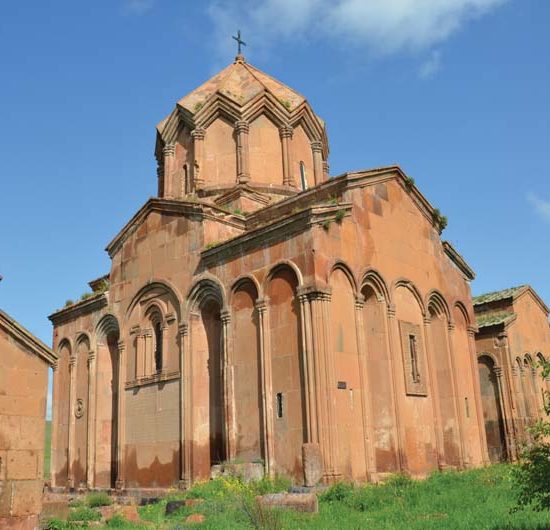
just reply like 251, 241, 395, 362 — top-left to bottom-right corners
255, 298, 269, 313
221, 310, 231, 324
387, 303, 396, 318
448, 321, 455, 332
355, 294, 366, 310
117, 340, 126, 353
279, 125, 293, 139
88, 350, 96, 363
494, 366, 503, 377
467, 325, 477, 337
178, 323, 189, 337
423, 315, 432, 325
234, 120, 250, 134
69, 355, 76, 368
191, 127, 206, 140
163, 143, 176, 157
323, 160, 330, 176
311, 140, 323, 153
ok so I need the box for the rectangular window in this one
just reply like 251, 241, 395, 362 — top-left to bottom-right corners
409, 334, 420, 383
399, 321, 428, 396
276, 392, 283, 418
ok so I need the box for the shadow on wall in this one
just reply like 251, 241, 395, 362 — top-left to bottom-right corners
124, 448, 180, 488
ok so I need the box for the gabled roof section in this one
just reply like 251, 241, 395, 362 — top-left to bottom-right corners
0, 308, 57, 366
473, 285, 528, 306
476, 311, 517, 330
442, 241, 475, 281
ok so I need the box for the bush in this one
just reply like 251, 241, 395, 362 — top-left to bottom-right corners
68, 506, 101, 522
513, 357, 550, 511
320, 481, 355, 503
86, 491, 112, 507
106, 514, 127, 527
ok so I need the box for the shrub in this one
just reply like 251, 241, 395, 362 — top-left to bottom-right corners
68, 506, 101, 522
64, 300, 74, 307
42, 518, 68, 530
320, 481, 355, 503
335, 209, 345, 223
87, 491, 112, 507
513, 357, 550, 511
106, 514, 127, 527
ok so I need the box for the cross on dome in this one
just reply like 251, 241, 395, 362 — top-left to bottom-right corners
232, 30, 246, 59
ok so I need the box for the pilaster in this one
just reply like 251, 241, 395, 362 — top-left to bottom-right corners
423, 315, 446, 468
221, 310, 234, 460
383, 302, 405, 472
86, 350, 96, 489
115, 340, 126, 490
178, 323, 191, 488
279, 126, 294, 187
192, 128, 206, 190
353, 294, 377, 479
255, 298, 274, 477
311, 141, 323, 186
67, 355, 76, 489
235, 121, 250, 183
163, 143, 176, 198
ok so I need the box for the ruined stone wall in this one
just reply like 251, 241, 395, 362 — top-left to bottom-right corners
0, 327, 49, 530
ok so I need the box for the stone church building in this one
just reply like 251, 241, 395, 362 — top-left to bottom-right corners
50, 54, 489, 491
474, 285, 550, 463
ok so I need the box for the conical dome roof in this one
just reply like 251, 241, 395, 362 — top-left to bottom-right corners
177, 56, 306, 115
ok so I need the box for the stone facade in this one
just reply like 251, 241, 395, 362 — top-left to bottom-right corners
50, 55, 488, 490
474, 286, 550, 463
0, 309, 56, 529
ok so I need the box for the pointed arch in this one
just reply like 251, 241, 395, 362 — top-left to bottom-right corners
186, 275, 226, 316
95, 314, 120, 346
360, 268, 391, 305
454, 301, 471, 327
230, 274, 261, 304
263, 260, 304, 294
126, 279, 183, 322
426, 290, 451, 324
392, 278, 426, 317
329, 260, 358, 295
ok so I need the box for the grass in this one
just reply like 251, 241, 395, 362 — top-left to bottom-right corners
43, 465, 550, 529
44, 419, 51, 480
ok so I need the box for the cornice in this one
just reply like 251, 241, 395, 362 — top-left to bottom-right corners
0, 309, 57, 366
105, 198, 246, 258
201, 203, 352, 263
49, 293, 107, 326
442, 241, 476, 281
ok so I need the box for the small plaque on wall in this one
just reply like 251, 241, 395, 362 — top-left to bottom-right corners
337, 381, 347, 390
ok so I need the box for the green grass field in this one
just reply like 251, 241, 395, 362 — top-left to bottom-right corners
44, 420, 51, 480
45, 465, 550, 529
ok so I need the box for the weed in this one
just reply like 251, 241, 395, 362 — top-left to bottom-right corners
321, 220, 331, 231
105, 514, 126, 527
86, 491, 112, 508
67, 506, 101, 522
335, 209, 345, 223
64, 300, 74, 307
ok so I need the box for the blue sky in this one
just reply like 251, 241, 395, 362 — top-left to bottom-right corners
1, 1, 549, 374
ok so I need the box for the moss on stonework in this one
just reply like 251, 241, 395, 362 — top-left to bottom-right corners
476, 311, 516, 329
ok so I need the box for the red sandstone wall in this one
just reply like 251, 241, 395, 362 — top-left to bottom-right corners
0, 327, 49, 529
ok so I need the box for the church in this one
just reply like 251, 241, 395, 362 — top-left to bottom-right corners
49, 52, 489, 491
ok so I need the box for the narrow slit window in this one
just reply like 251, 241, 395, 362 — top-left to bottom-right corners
276, 392, 283, 418
465, 397, 470, 418
299, 162, 308, 191
409, 334, 420, 383
154, 321, 163, 372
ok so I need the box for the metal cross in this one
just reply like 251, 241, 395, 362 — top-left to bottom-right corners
232, 30, 246, 55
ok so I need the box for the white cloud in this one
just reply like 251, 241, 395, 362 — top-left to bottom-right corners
419, 49, 442, 79
527, 193, 550, 222
123, 0, 155, 15
207, 0, 507, 61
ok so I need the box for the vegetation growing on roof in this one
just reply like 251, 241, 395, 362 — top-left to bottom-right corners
404, 175, 415, 191
476, 311, 516, 329
432, 208, 448, 234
